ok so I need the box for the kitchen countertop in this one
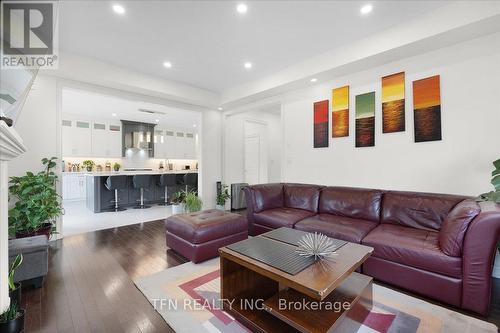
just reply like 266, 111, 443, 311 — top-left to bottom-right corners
63, 170, 197, 176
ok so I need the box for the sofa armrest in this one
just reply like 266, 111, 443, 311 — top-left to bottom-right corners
462, 201, 500, 315
243, 186, 257, 236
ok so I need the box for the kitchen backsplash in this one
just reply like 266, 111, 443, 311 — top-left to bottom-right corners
63, 155, 198, 172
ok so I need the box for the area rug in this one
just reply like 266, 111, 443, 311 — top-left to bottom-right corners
135, 259, 497, 333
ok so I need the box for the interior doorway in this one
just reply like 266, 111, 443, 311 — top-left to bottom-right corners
244, 134, 261, 184
244, 120, 268, 185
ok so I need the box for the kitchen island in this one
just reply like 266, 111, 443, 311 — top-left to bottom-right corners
84, 170, 197, 213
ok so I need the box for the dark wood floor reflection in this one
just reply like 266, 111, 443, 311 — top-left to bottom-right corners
21, 219, 500, 332
22, 220, 186, 333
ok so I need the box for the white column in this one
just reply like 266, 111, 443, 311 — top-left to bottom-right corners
0, 122, 26, 313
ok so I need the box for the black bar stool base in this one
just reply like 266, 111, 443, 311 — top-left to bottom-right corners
134, 205, 151, 209
106, 207, 127, 212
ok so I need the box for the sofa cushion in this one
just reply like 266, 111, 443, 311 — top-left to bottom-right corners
439, 199, 480, 257
381, 191, 469, 231
294, 214, 378, 243
362, 224, 462, 278
250, 183, 284, 213
254, 208, 315, 229
284, 184, 322, 213
319, 187, 382, 222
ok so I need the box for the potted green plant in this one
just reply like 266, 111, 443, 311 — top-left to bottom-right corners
0, 254, 25, 333
477, 158, 500, 252
185, 191, 203, 213
0, 303, 25, 333
171, 190, 186, 215
216, 184, 230, 211
8, 157, 63, 239
82, 160, 95, 172
113, 162, 121, 172
8, 255, 23, 309
477, 158, 500, 203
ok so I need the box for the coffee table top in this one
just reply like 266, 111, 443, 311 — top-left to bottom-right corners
219, 228, 373, 301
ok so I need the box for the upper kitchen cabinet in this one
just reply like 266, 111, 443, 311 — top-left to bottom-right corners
154, 128, 196, 159
183, 132, 196, 159
62, 117, 122, 158
62, 119, 92, 157
91, 122, 122, 158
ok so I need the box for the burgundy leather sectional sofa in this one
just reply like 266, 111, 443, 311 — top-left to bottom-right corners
243, 183, 500, 315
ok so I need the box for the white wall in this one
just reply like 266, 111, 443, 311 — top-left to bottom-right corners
223, 109, 282, 186
199, 110, 222, 209
280, 33, 500, 196
9, 76, 59, 177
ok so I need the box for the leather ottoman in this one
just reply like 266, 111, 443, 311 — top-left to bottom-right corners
165, 209, 248, 263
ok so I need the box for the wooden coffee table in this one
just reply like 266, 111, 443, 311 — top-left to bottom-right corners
219, 228, 374, 333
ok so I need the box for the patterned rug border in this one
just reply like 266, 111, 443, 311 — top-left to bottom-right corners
135, 259, 498, 333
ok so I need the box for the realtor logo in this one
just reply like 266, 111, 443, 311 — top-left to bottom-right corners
1, 1, 58, 68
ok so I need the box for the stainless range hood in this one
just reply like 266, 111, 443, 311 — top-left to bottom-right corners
121, 120, 156, 157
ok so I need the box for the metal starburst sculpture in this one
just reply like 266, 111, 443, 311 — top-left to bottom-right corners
296, 232, 339, 261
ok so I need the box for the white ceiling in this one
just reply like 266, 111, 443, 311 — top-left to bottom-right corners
58, 1, 449, 93
62, 88, 200, 129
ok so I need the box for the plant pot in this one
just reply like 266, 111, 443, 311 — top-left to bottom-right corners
114, 167, 120, 172
15, 222, 52, 240
215, 204, 225, 211
8, 284, 21, 308
0, 309, 25, 333
86, 166, 92, 172
172, 204, 185, 215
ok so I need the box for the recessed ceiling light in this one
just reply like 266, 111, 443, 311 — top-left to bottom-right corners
155, 119, 159, 123
236, 3, 248, 14
193, 124, 197, 128
112, 4, 125, 15
360, 4, 373, 15
163, 61, 172, 68
310, 78, 317, 83
112, 113, 117, 117
218, 107, 223, 111
244, 62, 252, 69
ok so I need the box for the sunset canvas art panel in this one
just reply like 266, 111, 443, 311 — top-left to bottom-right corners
313, 100, 329, 148
355, 92, 375, 147
413, 75, 442, 142
332, 86, 349, 137
382, 72, 405, 133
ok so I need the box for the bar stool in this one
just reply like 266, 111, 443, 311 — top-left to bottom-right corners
105, 176, 128, 212
183, 173, 198, 193
133, 175, 151, 209
158, 174, 177, 205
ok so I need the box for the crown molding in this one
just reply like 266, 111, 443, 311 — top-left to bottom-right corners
0, 121, 27, 161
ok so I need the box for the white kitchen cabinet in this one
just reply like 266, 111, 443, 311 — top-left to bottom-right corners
108, 124, 122, 157
154, 129, 165, 158
62, 174, 86, 201
63, 119, 122, 158
164, 130, 176, 158
62, 119, 92, 157
92, 123, 122, 158
175, 131, 185, 159
184, 133, 196, 159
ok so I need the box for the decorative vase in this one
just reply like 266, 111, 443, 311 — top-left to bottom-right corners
172, 204, 185, 215
0, 309, 25, 333
114, 166, 120, 172
215, 204, 225, 211
86, 166, 92, 172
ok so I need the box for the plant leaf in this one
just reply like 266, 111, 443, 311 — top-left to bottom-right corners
493, 158, 500, 170
492, 175, 500, 191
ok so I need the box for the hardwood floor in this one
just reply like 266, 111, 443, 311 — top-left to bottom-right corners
21, 220, 186, 333
21, 220, 500, 332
